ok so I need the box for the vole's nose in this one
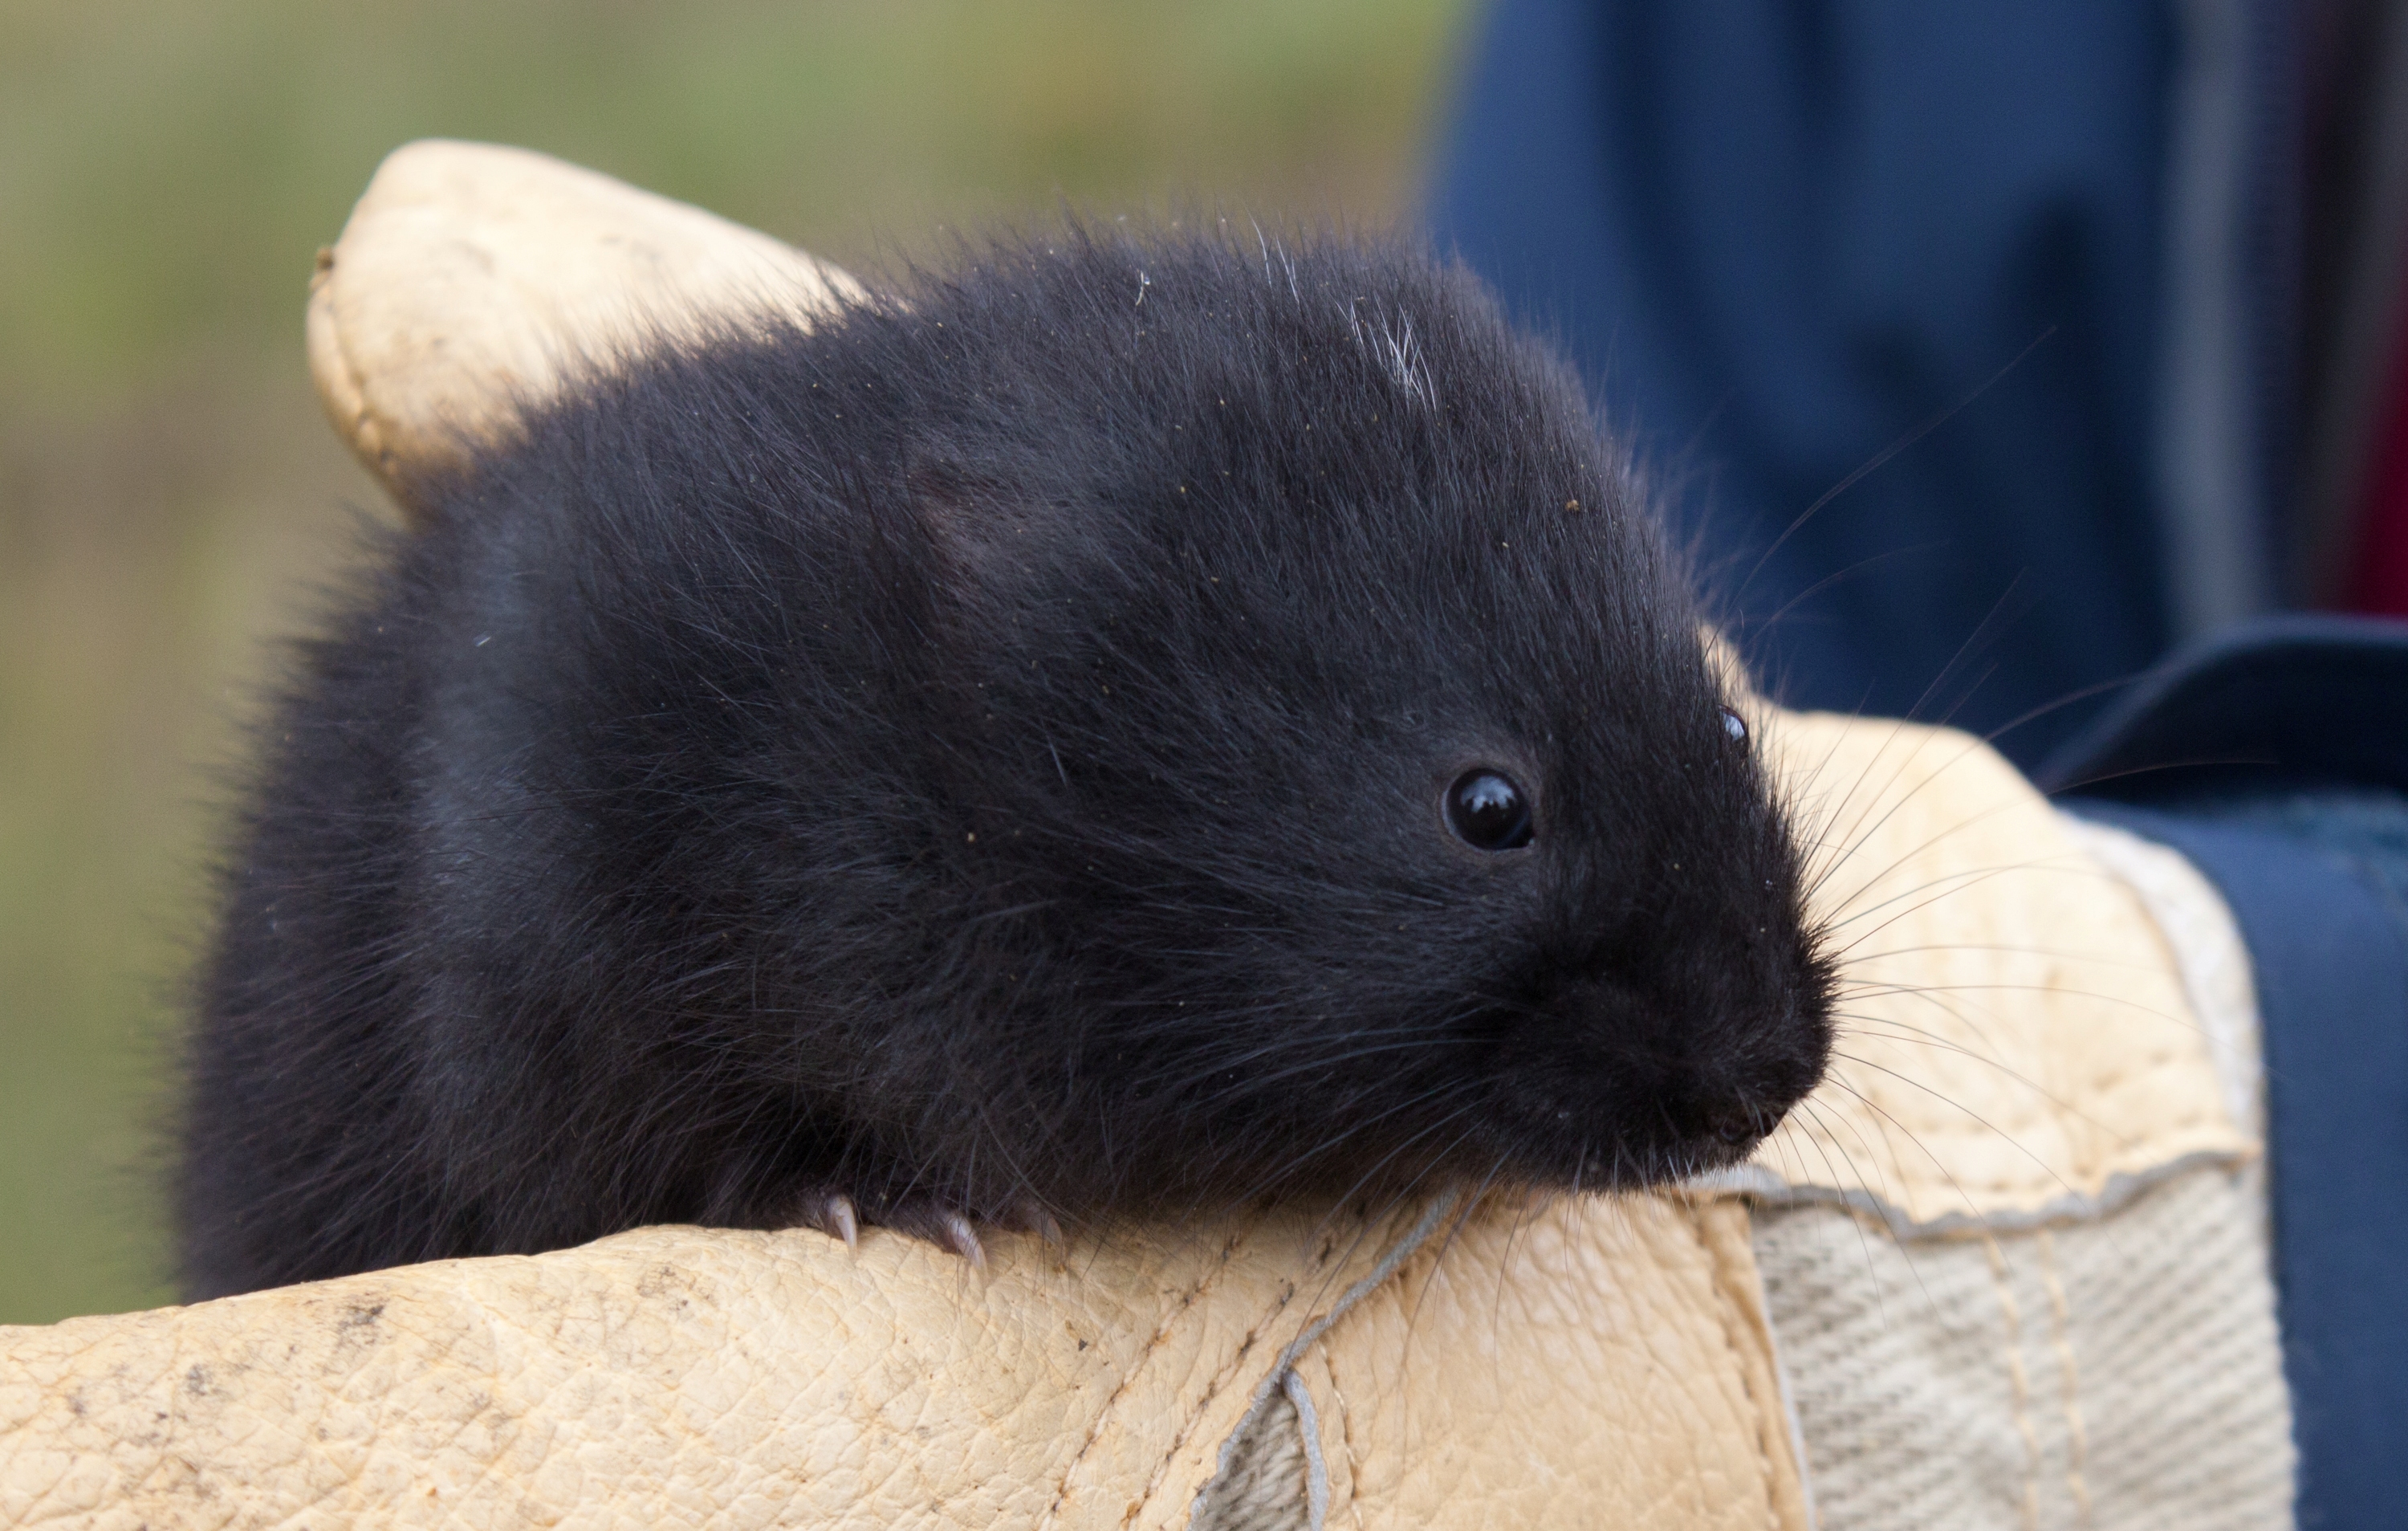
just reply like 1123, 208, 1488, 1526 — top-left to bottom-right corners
1681, 1073, 1804, 1150
1702, 1100, 1775, 1148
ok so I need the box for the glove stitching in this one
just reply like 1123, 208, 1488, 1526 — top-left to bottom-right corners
1984, 1232, 2042, 1531
1312, 1343, 1366, 1530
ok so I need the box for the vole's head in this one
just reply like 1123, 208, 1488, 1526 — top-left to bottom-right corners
857, 226, 1836, 1215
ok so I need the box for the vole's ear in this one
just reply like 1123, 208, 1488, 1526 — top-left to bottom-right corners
308, 139, 863, 523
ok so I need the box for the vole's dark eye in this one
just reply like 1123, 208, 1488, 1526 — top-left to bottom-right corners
1445, 770, 1534, 851
1720, 708, 1747, 743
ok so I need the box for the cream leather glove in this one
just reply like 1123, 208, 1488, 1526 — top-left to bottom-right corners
0, 143, 2284, 1531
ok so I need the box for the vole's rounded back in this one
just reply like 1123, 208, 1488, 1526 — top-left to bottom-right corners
180, 226, 1831, 1298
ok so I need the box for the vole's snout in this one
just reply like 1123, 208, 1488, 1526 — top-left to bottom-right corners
1690, 1016, 1831, 1157
1662, 1074, 1795, 1163
1700, 1099, 1777, 1149
1491, 956, 1831, 1186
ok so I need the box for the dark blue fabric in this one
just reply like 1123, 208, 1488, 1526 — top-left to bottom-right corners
2067, 800, 2408, 1529
1428, 0, 2175, 766
2038, 612, 2408, 798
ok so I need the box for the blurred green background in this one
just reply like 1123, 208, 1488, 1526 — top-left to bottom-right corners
0, 0, 1473, 1324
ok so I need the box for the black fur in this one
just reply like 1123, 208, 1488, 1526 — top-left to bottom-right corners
178, 225, 1833, 1298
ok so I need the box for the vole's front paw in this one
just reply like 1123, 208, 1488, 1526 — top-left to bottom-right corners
791, 1190, 1062, 1270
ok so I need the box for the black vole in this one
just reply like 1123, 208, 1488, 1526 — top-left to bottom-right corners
177, 225, 1833, 1299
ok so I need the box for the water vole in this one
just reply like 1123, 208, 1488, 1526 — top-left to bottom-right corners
178, 223, 1832, 1297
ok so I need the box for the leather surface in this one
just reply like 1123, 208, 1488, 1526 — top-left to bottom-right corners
306, 139, 860, 509
1722, 705, 2255, 1229
0, 1205, 1391, 1529
1294, 1196, 1807, 1529
2, 1195, 1805, 1530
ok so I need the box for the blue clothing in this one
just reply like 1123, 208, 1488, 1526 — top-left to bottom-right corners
1430, 0, 2181, 765
2040, 611, 2408, 798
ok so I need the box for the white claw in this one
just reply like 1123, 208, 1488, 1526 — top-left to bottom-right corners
938, 1211, 987, 1272
1015, 1201, 1065, 1248
827, 1195, 860, 1255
